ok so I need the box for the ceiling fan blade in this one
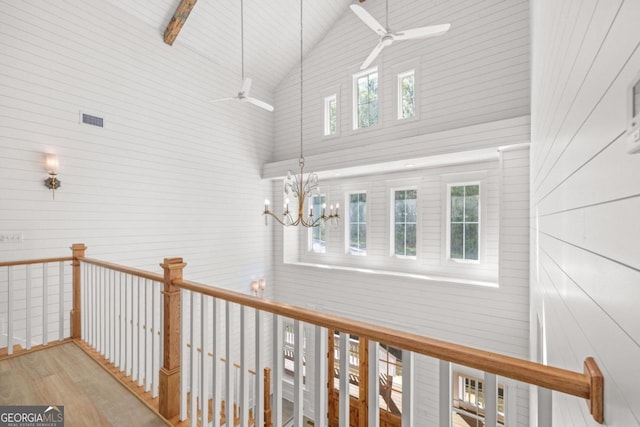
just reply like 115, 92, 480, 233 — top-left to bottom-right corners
350, 4, 386, 36
240, 77, 252, 95
361, 42, 385, 70
394, 23, 451, 41
208, 97, 236, 103
247, 97, 274, 112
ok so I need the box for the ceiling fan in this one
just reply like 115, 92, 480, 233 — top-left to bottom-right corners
350, 0, 451, 70
209, 0, 274, 112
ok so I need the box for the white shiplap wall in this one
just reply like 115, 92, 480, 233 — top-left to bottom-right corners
268, 0, 532, 424
0, 0, 274, 302
272, 0, 530, 163
531, 0, 640, 426
271, 145, 531, 425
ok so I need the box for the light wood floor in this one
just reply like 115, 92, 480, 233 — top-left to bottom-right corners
0, 342, 168, 427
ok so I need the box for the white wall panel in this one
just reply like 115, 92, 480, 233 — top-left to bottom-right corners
0, 0, 273, 292
531, 0, 640, 425
272, 0, 530, 163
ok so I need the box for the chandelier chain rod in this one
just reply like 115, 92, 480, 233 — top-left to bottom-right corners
300, 0, 304, 161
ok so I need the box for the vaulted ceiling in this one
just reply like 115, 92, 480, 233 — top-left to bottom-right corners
105, 0, 356, 94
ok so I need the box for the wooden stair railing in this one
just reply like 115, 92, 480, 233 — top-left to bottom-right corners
0, 244, 606, 425
170, 270, 605, 424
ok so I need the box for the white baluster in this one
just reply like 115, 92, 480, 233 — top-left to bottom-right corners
190, 291, 198, 427
212, 298, 221, 427
293, 320, 304, 426
7, 267, 13, 355
151, 281, 159, 398
240, 306, 249, 426
272, 314, 283, 427
367, 340, 379, 427
43, 263, 48, 346
339, 332, 349, 427
439, 360, 451, 427
200, 294, 209, 426
225, 302, 233, 427
26, 265, 32, 350
484, 372, 498, 427
538, 387, 552, 427
255, 310, 264, 427
402, 350, 414, 427
180, 289, 188, 421
315, 326, 328, 427
138, 276, 144, 386
58, 261, 64, 341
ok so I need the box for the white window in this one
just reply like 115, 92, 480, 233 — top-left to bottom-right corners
353, 68, 378, 130
347, 192, 367, 255
324, 94, 337, 136
308, 195, 326, 253
393, 189, 417, 257
452, 371, 506, 426
283, 322, 306, 382
397, 70, 415, 120
447, 183, 480, 261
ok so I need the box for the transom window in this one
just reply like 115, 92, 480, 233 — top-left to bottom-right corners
453, 372, 505, 426
393, 189, 417, 257
283, 322, 306, 382
449, 184, 479, 261
348, 192, 367, 255
397, 70, 415, 120
324, 94, 337, 136
308, 195, 326, 253
353, 68, 378, 129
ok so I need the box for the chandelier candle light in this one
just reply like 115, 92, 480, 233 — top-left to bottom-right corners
263, 0, 339, 228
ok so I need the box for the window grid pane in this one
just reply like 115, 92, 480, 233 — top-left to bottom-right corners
309, 195, 326, 253
394, 189, 417, 256
324, 94, 337, 136
357, 72, 378, 129
399, 71, 415, 119
450, 185, 479, 260
349, 193, 367, 255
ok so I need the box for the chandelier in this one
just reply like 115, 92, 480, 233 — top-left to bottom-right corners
263, 0, 339, 228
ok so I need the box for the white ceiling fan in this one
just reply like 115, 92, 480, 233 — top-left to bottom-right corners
350, 0, 451, 70
209, 0, 274, 112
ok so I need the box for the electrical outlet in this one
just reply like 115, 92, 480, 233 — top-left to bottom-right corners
0, 232, 23, 243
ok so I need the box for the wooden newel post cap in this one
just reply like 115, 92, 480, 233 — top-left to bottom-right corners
160, 257, 186, 269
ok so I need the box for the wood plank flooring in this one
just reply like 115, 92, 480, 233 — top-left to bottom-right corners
0, 342, 168, 427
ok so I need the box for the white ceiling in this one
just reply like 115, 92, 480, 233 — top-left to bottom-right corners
105, 0, 354, 95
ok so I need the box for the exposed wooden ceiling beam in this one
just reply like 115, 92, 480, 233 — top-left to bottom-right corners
163, 0, 198, 46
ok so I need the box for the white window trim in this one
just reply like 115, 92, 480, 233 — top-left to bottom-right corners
344, 190, 368, 256
396, 69, 416, 121
323, 93, 339, 137
352, 66, 380, 131
441, 172, 488, 267
446, 181, 481, 264
392, 59, 420, 124
389, 185, 420, 260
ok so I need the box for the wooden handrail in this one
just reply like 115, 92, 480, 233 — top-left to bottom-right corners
41, 246, 601, 424
0, 256, 73, 268
80, 257, 164, 283
173, 278, 593, 400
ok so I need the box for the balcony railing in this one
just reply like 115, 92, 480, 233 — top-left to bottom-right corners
0, 244, 604, 426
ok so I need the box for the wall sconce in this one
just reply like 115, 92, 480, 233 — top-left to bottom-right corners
251, 278, 266, 298
44, 154, 61, 199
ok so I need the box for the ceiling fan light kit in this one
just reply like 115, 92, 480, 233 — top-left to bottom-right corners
351, 0, 451, 70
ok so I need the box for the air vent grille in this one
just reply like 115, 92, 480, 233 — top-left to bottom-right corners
81, 113, 104, 127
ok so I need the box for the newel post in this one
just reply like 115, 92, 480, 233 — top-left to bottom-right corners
159, 257, 186, 420
70, 243, 86, 339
